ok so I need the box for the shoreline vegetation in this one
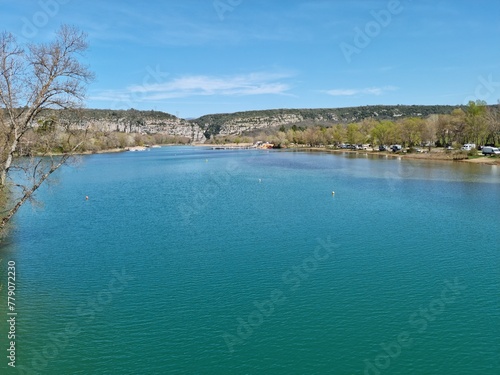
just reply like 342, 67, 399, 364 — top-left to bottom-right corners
10, 101, 500, 166
67, 142, 500, 166
196, 143, 500, 165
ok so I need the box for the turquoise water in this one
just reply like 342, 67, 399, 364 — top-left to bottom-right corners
1, 147, 499, 374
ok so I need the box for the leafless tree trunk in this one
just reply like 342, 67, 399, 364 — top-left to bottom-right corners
0, 25, 94, 232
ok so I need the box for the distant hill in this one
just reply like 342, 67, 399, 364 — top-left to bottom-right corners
189, 105, 467, 139
43, 105, 470, 142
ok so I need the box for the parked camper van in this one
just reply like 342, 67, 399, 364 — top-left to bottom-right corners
461, 143, 476, 151
482, 146, 500, 155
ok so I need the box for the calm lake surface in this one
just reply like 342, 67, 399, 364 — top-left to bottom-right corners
1, 147, 499, 374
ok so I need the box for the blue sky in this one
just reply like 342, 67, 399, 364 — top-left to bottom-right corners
3, 0, 500, 118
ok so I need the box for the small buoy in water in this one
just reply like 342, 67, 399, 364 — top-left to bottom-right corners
332, 191, 335, 195
85, 196, 89, 200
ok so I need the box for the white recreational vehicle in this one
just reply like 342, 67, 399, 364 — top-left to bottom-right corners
461, 143, 476, 151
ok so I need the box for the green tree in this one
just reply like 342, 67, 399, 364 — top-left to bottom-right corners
331, 124, 346, 145
346, 123, 362, 145
371, 120, 394, 146
465, 100, 487, 146
436, 114, 453, 147
389, 121, 403, 145
400, 117, 425, 147
303, 127, 324, 146
358, 118, 377, 145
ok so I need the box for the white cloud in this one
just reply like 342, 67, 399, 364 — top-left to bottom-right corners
325, 86, 398, 97
91, 72, 293, 104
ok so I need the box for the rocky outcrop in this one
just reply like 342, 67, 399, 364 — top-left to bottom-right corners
46, 105, 468, 143
212, 114, 311, 135
190, 105, 464, 139
55, 109, 207, 143
79, 118, 206, 142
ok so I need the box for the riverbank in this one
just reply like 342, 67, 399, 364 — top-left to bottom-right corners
39, 144, 186, 157
192, 143, 254, 148
286, 147, 500, 166
55, 143, 500, 166
78, 148, 126, 155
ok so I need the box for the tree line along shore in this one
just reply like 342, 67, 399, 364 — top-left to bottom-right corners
10, 101, 500, 158
210, 101, 500, 150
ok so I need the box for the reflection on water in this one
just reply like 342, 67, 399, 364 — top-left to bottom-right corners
0, 146, 498, 375
281, 149, 500, 184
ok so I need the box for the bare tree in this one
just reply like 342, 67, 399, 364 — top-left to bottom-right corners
423, 114, 438, 151
0, 25, 94, 231
450, 109, 466, 144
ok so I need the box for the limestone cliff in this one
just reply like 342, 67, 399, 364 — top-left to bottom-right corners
48, 105, 466, 143
55, 109, 206, 142
190, 105, 464, 139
